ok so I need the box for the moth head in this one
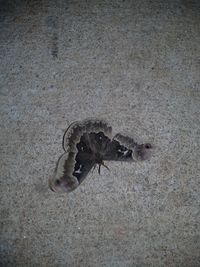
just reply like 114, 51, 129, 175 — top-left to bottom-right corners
49, 153, 79, 193
133, 143, 153, 161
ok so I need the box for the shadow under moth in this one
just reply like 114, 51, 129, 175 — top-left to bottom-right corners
49, 118, 153, 193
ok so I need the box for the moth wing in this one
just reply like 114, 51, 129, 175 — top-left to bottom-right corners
103, 133, 153, 161
62, 118, 112, 152
49, 150, 95, 193
102, 133, 136, 161
49, 152, 79, 193
73, 134, 96, 184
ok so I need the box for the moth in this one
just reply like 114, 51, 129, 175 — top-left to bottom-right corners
49, 118, 153, 193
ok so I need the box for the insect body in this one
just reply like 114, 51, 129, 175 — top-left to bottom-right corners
49, 118, 153, 193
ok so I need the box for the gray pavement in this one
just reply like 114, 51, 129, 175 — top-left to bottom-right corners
0, 0, 200, 266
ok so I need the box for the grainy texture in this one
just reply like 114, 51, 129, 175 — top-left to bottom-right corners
0, 0, 200, 266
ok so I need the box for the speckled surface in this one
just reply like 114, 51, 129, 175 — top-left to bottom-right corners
0, 0, 200, 266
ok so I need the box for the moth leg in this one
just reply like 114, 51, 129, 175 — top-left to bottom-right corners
97, 162, 110, 175
102, 161, 110, 171
98, 164, 101, 175
92, 164, 97, 173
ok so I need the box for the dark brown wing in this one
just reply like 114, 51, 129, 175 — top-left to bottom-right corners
49, 149, 95, 193
102, 134, 134, 161
72, 133, 96, 184
62, 118, 112, 152
103, 133, 153, 162
50, 119, 112, 193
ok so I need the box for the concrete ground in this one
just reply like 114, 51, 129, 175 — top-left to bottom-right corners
0, 0, 200, 266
